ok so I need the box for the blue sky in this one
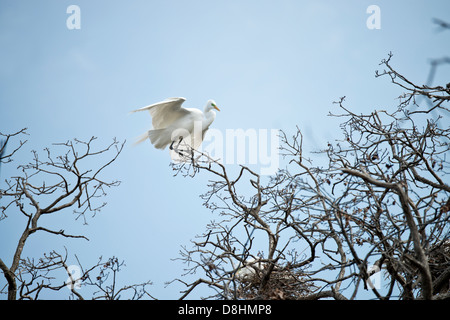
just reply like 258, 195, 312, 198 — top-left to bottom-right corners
0, 1, 449, 299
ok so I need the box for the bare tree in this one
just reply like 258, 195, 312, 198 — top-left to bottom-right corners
169, 52, 449, 300
0, 131, 152, 300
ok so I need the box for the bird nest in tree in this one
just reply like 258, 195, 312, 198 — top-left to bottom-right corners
235, 267, 316, 300
428, 240, 450, 294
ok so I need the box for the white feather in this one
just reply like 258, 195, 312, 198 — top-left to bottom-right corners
131, 97, 220, 159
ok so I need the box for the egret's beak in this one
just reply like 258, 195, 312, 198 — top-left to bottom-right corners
214, 105, 220, 111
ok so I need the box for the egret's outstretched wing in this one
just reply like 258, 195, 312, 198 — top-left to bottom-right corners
130, 97, 189, 129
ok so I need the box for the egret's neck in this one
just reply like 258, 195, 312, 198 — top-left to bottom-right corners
203, 109, 216, 129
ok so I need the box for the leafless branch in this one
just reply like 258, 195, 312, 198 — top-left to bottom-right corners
169, 52, 449, 300
0, 132, 153, 300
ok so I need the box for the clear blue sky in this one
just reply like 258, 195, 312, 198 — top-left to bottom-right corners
0, 0, 449, 299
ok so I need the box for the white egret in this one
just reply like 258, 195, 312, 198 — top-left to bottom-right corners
130, 97, 220, 158
235, 258, 267, 281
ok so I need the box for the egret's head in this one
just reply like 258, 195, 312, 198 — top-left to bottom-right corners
206, 99, 220, 112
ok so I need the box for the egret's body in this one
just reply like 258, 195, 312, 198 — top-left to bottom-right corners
235, 258, 267, 281
131, 97, 219, 157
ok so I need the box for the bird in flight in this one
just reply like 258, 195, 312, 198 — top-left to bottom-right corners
131, 97, 220, 160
